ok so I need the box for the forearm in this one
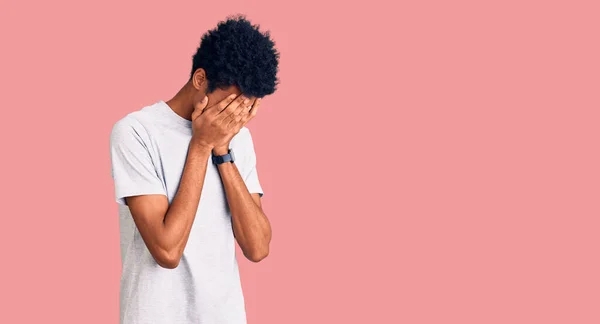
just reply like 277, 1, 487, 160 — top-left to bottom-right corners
217, 161, 271, 261
161, 139, 212, 256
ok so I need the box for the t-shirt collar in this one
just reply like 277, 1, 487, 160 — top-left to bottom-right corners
156, 100, 192, 129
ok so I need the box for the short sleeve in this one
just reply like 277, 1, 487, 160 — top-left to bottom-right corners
110, 117, 167, 205
235, 127, 264, 197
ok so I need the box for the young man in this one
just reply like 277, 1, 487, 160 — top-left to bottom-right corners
109, 16, 279, 324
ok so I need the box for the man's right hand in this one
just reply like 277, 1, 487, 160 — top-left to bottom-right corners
190, 93, 252, 148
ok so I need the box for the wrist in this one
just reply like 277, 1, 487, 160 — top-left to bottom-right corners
213, 145, 230, 156
190, 138, 213, 153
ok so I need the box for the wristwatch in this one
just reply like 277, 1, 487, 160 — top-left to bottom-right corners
212, 149, 235, 165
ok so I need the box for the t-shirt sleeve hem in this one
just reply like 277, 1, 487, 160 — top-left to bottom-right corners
250, 191, 264, 198
115, 188, 168, 206
246, 183, 264, 198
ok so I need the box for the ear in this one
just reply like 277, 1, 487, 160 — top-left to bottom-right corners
192, 68, 207, 90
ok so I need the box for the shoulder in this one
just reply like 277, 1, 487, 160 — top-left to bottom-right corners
110, 104, 159, 142
110, 108, 158, 151
231, 126, 254, 148
231, 126, 259, 161
237, 126, 252, 138
111, 114, 143, 141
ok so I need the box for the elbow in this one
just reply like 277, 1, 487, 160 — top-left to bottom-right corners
155, 248, 182, 269
159, 258, 180, 269
245, 247, 269, 263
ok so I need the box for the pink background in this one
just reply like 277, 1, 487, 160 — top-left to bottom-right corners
1, 0, 598, 323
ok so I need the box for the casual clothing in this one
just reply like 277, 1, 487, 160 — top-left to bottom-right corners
109, 100, 263, 324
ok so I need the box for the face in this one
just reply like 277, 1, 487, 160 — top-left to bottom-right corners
191, 68, 256, 110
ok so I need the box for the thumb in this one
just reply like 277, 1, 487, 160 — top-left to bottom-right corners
197, 95, 209, 110
192, 96, 208, 120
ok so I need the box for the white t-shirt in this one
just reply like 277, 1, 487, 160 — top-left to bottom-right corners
109, 100, 263, 324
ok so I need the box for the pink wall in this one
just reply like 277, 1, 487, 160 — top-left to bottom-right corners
0, 0, 598, 323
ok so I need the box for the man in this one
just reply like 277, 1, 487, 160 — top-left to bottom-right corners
109, 15, 279, 324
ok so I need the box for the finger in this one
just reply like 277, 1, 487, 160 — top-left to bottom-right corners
239, 106, 258, 129
237, 98, 256, 124
249, 104, 259, 121
245, 97, 256, 113
191, 96, 208, 120
226, 98, 253, 127
209, 93, 239, 116
218, 97, 252, 129
225, 104, 248, 128
221, 102, 243, 126
247, 97, 261, 120
224, 112, 243, 130
233, 96, 251, 116
217, 94, 247, 119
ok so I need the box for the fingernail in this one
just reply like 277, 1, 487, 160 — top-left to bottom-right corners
244, 98, 250, 104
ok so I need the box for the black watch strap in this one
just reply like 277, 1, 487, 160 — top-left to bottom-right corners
212, 149, 235, 165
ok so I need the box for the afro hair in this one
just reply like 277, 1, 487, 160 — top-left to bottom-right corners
190, 15, 280, 98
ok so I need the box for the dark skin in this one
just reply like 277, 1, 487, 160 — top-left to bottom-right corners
125, 68, 272, 268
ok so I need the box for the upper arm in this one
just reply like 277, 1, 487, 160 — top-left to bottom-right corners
110, 117, 171, 263
110, 116, 167, 205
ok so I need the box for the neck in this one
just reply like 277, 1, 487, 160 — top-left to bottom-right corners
166, 81, 196, 121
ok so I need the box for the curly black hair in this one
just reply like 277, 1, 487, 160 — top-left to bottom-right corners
190, 15, 280, 98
